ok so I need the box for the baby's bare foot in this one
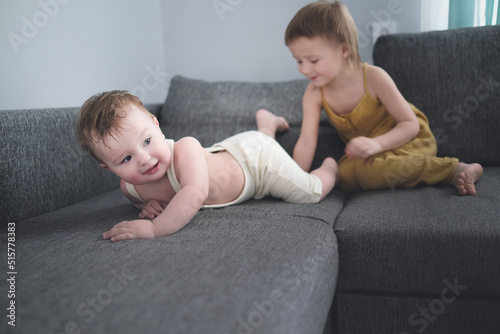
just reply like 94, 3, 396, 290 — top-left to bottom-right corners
311, 157, 338, 200
256, 109, 290, 138
451, 162, 483, 196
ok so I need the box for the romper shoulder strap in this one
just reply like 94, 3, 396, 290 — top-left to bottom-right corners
125, 182, 145, 203
165, 139, 181, 193
363, 62, 369, 94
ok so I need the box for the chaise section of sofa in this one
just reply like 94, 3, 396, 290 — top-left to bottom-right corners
1, 190, 341, 334
332, 26, 500, 334
0, 79, 344, 334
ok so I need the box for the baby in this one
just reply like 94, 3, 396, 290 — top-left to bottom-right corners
77, 91, 338, 241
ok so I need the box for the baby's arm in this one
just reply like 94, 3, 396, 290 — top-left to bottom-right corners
293, 82, 323, 171
103, 137, 209, 241
345, 66, 420, 159
151, 137, 209, 236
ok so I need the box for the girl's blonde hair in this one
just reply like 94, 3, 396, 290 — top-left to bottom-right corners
285, 1, 362, 66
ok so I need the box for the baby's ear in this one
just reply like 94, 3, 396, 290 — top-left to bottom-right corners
99, 163, 109, 170
154, 117, 159, 127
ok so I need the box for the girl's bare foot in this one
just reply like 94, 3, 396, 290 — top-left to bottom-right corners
451, 162, 483, 196
256, 109, 290, 139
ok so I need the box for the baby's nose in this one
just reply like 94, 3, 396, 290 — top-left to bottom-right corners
138, 151, 151, 165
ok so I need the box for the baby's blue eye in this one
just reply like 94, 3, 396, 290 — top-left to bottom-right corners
144, 138, 151, 146
311, 60, 318, 64
122, 155, 132, 163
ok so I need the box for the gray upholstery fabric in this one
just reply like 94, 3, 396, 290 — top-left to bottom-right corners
0, 189, 342, 334
334, 167, 500, 297
0, 108, 117, 227
160, 76, 308, 145
334, 166, 500, 334
373, 26, 500, 166
160, 76, 345, 169
336, 293, 500, 333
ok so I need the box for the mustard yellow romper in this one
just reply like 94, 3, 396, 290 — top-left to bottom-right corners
321, 63, 459, 193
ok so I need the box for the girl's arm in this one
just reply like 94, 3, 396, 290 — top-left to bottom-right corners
345, 66, 420, 159
293, 82, 323, 171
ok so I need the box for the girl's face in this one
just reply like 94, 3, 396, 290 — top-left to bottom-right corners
93, 104, 171, 185
288, 36, 349, 87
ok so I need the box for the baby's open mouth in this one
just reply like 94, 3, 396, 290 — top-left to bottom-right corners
145, 162, 159, 174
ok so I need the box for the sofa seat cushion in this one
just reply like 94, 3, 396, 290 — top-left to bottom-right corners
335, 293, 500, 333
1, 189, 344, 334
334, 166, 500, 298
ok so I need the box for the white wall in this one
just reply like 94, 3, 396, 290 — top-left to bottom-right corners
0, 0, 166, 110
0, 0, 421, 110
161, 0, 421, 84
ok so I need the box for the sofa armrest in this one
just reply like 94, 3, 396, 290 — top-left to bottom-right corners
0, 108, 119, 227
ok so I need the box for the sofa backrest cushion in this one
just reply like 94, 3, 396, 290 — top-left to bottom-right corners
373, 25, 500, 166
159, 76, 345, 170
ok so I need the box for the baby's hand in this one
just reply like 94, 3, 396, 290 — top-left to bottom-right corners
345, 136, 383, 159
103, 219, 156, 242
139, 200, 167, 219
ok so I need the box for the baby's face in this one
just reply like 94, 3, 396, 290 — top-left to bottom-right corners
93, 104, 171, 185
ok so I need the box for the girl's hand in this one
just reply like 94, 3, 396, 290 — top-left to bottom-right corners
139, 200, 167, 219
103, 219, 156, 242
345, 136, 383, 159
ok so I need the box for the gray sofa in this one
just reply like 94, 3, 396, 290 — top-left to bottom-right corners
1, 26, 499, 334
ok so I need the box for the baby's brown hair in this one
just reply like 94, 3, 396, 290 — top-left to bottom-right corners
77, 90, 154, 162
285, 1, 362, 66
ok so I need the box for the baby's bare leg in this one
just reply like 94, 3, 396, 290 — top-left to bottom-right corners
256, 109, 290, 139
311, 157, 338, 200
451, 162, 483, 196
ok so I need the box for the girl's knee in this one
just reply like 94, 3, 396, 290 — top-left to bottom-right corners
338, 163, 360, 193
339, 157, 390, 191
